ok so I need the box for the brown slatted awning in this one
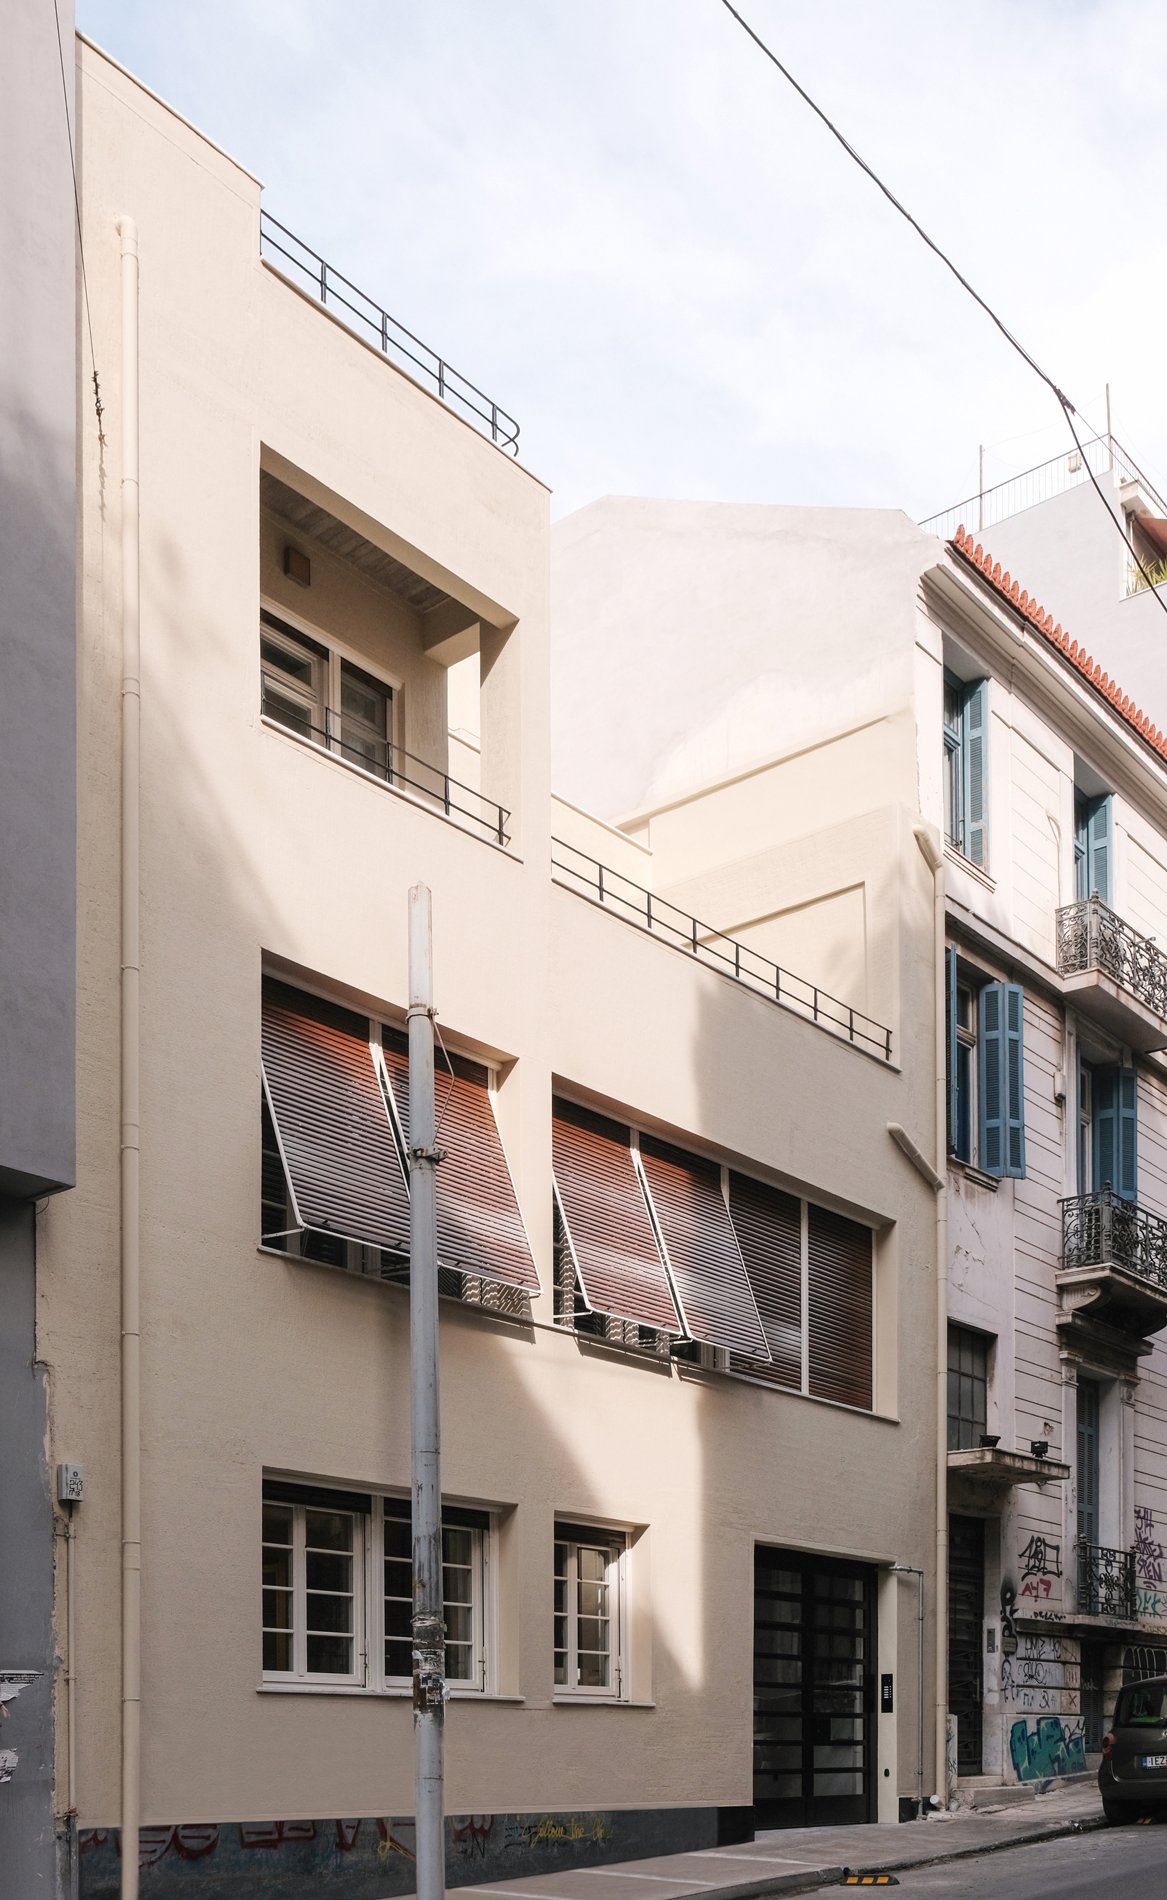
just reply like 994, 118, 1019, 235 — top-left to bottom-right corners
552, 1100, 682, 1334
807, 1204, 873, 1410
261, 981, 410, 1256
381, 1030, 539, 1293
728, 1171, 803, 1388
638, 1136, 770, 1360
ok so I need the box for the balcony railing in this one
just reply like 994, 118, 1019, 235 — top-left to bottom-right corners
919, 432, 1167, 543
261, 686, 510, 847
551, 836, 893, 1060
1078, 1540, 1137, 1621
260, 211, 521, 456
1056, 895, 1167, 1021
1061, 1187, 1167, 1293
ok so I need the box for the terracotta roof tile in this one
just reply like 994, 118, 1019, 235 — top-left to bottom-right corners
950, 525, 1167, 769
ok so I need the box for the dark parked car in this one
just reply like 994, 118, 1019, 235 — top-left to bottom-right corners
1100, 1676, 1167, 1821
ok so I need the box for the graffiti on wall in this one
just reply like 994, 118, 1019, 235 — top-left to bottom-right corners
999, 1633, 1080, 1714
1008, 1716, 1087, 1782
1018, 1536, 1061, 1602
78, 1807, 647, 1896
1136, 1507, 1164, 1584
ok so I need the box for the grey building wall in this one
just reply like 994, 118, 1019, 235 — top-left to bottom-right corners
0, 0, 77, 1198
0, 1203, 58, 1892
0, 2, 78, 1895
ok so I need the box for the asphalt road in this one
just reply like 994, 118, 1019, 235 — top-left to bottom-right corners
875, 1820, 1167, 1897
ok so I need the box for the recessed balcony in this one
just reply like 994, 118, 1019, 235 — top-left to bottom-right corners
1056, 896, 1167, 1053
1058, 1188, 1167, 1337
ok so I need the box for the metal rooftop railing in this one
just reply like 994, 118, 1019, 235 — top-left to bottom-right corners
260, 211, 520, 456
920, 433, 1167, 543
551, 836, 893, 1060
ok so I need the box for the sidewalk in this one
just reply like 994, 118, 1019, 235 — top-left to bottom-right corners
407, 1784, 1105, 1900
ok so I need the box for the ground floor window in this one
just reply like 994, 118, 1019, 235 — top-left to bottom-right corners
262, 1479, 491, 1693
553, 1521, 627, 1699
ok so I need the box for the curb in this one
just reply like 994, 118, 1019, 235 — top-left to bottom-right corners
750, 1808, 1107, 1897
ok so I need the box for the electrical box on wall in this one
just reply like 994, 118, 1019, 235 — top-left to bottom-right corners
56, 1464, 84, 1505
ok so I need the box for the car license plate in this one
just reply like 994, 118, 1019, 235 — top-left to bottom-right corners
1140, 1753, 1167, 1769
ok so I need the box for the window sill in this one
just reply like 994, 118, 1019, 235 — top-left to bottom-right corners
947, 1159, 1001, 1192
257, 1683, 525, 1702
944, 845, 995, 891
551, 1697, 655, 1709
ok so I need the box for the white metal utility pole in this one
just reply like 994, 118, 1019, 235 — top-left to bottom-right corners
408, 883, 446, 1900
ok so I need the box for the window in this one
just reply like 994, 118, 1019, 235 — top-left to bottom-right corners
260, 608, 396, 781
262, 1481, 491, 1692
262, 1487, 366, 1684
1074, 793, 1112, 905
553, 1522, 626, 1698
382, 1500, 488, 1689
1077, 1378, 1101, 1545
338, 660, 392, 780
260, 979, 538, 1305
945, 950, 1026, 1178
947, 1327, 989, 1450
943, 672, 988, 867
260, 611, 327, 740
552, 1196, 667, 1354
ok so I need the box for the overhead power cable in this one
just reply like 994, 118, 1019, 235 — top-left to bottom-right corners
715, 0, 1167, 619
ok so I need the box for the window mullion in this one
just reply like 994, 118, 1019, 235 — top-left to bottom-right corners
293, 1505, 307, 1680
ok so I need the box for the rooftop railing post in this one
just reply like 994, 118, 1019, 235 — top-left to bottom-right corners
598, 863, 605, 904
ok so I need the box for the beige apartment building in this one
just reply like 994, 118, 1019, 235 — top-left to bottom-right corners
43, 37, 943, 1900
553, 490, 1167, 1805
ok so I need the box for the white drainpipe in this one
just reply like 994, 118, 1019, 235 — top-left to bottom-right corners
118, 213, 142, 1900
914, 821, 949, 1804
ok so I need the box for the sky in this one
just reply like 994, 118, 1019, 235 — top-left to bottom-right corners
76, 0, 1167, 523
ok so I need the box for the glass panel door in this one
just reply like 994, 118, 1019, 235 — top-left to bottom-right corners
754, 1547, 875, 1827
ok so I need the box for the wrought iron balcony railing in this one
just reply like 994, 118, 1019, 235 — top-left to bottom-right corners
261, 685, 510, 847
551, 836, 893, 1060
1056, 895, 1167, 1021
1078, 1540, 1136, 1621
260, 211, 521, 456
1061, 1187, 1167, 1293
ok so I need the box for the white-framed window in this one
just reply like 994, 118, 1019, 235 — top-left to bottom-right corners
261, 1480, 492, 1693
259, 600, 400, 779
260, 610, 328, 741
553, 1521, 627, 1700
382, 1500, 488, 1690
262, 1488, 365, 1685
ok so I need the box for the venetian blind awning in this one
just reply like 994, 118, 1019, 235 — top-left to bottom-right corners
807, 1205, 873, 1410
261, 983, 410, 1256
728, 1171, 803, 1389
381, 1030, 540, 1293
552, 1101, 683, 1334
638, 1136, 771, 1361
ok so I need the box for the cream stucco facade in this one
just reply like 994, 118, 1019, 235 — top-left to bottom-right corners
44, 38, 946, 1900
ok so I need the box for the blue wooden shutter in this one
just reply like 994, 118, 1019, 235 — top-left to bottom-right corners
1092, 1066, 1117, 1194
1118, 1068, 1137, 1202
1087, 795, 1112, 906
946, 946, 958, 1154
1074, 798, 1089, 901
979, 982, 1004, 1175
1003, 984, 1026, 1178
963, 681, 988, 868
